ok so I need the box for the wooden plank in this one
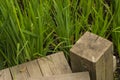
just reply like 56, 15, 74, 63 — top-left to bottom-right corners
70, 32, 113, 80
9, 51, 72, 79
10, 63, 29, 80
10, 60, 42, 80
113, 56, 117, 72
37, 51, 72, 76
25, 60, 42, 77
28, 72, 90, 80
0, 68, 12, 80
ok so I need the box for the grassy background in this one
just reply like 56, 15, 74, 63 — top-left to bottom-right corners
0, 0, 120, 72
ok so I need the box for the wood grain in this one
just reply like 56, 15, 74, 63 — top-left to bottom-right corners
28, 72, 90, 80
70, 32, 113, 80
0, 68, 12, 80
0, 51, 72, 80
37, 52, 72, 76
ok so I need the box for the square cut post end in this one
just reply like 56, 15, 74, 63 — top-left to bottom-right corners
70, 32, 113, 80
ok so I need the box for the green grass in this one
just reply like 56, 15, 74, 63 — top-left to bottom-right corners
111, 0, 120, 57
0, 0, 120, 71
0, 0, 55, 68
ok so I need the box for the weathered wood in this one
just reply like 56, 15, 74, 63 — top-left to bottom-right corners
0, 68, 12, 80
10, 62, 32, 80
113, 56, 117, 72
24, 60, 42, 77
28, 72, 90, 80
37, 51, 72, 76
8, 51, 71, 80
70, 32, 113, 80
10, 60, 42, 80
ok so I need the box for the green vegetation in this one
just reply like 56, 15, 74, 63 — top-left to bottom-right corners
112, 0, 120, 57
0, 0, 120, 71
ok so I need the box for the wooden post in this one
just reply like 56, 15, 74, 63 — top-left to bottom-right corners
70, 32, 113, 80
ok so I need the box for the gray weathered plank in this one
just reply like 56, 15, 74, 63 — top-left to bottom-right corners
0, 68, 12, 80
10, 62, 30, 80
37, 51, 72, 76
10, 60, 42, 80
25, 60, 42, 77
9, 51, 72, 80
70, 32, 113, 80
28, 72, 90, 80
